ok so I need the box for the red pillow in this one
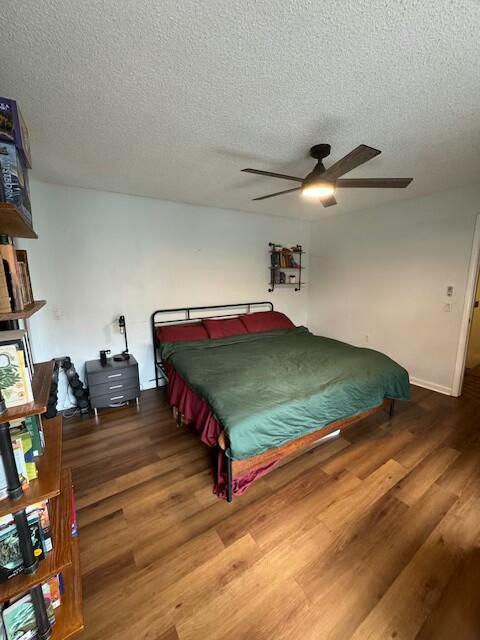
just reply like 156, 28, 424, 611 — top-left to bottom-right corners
240, 311, 295, 333
203, 317, 248, 339
156, 322, 208, 343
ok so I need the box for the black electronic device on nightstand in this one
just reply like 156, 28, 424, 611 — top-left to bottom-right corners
86, 354, 140, 417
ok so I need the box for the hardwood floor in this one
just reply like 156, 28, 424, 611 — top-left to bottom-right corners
463, 368, 480, 403
62, 385, 480, 640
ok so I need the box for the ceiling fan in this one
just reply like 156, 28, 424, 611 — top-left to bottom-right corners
241, 144, 413, 207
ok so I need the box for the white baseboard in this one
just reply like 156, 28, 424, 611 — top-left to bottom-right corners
410, 377, 453, 396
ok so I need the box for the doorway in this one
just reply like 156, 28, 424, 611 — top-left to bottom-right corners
453, 213, 480, 397
463, 271, 480, 401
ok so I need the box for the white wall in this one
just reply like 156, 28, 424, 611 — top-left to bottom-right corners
19, 180, 310, 406
308, 184, 480, 394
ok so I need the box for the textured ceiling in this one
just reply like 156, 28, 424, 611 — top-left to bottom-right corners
1, 0, 479, 220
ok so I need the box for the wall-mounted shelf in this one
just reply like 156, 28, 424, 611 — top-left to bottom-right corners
0, 299, 46, 322
268, 242, 305, 292
0, 204, 37, 239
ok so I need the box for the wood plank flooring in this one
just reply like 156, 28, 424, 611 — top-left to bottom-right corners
463, 368, 480, 402
62, 385, 480, 640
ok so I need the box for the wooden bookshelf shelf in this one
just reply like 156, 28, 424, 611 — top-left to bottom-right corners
0, 415, 62, 517
0, 299, 46, 321
52, 538, 84, 640
0, 468, 72, 601
0, 359, 54, 422
0, 204, 37, 239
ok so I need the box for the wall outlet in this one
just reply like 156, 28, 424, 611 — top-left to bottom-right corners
364, 335, 369, 343
443, 303, 452, 312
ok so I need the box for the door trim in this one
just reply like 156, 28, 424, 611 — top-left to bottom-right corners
452, 212, 480, 396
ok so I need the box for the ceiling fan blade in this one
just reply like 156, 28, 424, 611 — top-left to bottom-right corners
242, 168, 303, 182
321, 194, 337, 207
252, 187, 301, 201
336, 178, 413, 188
324, 145, 381, 179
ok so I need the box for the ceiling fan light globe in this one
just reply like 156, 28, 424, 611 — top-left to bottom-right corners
301, 182, 336, 198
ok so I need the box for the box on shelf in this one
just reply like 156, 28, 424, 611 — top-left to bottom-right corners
0, 143, 32, 226
0, 98, 31, 169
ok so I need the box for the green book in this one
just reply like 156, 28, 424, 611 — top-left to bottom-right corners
10, 416, 44, 458
9, 427, 37, 482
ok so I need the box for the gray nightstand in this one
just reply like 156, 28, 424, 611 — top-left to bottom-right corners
85, 355, 140, 417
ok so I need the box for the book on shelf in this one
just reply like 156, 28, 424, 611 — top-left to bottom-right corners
0, 265, 11, 314
0, 438, 29, 502
0, 515, 45, 583
10, 417, 44, 459
0, 417, 45, 502
27, 502, 52, 555
0, 242, 25, 313
14, 252, 33, 309
8, 426, 36, 482
0, 343, 33, 408
71, 487, 78, 538
2, 581, 56, 640
0, 97, 32, 169
0, 142, 32, 227
0, 501, 52, 582
0, 330, 34, 379
0, 440, 28, 502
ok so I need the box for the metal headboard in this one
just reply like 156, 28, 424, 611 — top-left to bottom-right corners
151, 301, 274, 387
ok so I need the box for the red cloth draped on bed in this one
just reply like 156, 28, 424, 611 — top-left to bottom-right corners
164, 363, 278, 498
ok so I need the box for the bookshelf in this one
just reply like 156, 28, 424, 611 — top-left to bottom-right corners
0, 469, 72, 601
0, 415, 62, 518
0, 230, 83, 636
268, 242, 305, 292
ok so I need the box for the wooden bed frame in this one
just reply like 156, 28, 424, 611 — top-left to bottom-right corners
151, 302, 395, 502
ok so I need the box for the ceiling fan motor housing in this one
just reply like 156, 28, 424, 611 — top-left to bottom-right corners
309, 144, 331, 160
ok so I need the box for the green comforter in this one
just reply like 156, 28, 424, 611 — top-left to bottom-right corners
162, 327, 410, 460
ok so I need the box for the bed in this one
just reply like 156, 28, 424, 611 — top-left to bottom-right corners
151, 302, 410, 501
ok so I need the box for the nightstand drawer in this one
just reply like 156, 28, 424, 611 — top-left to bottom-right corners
88, 379, 135, 397
88, 364, 138, 387
90, 385, 140, 408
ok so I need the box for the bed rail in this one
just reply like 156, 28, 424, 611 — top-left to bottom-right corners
151, 301, 274, 388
